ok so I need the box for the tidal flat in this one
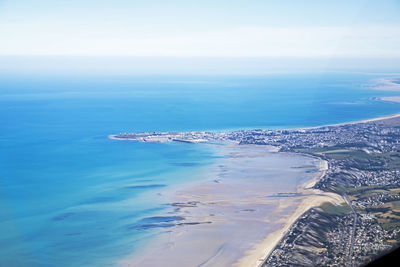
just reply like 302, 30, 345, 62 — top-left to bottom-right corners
120, 144, 341, 267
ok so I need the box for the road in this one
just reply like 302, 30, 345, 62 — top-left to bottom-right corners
343, 193, 357, 267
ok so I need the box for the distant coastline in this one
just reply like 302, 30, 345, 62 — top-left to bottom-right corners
376, 77, 400, 104
380, 96, 400, 104
372, 77, 400, 91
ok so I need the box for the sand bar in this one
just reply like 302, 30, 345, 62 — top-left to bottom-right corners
380, 96, 400, 104
372, 78, 400, 91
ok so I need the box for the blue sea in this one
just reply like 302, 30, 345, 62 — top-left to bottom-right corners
1, 73, 400, 266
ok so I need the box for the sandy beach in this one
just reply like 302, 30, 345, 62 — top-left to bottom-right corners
119, 144, 344, 267
342, 112, 400, 125
288, 112, 400, 131
236, 159, 343, 267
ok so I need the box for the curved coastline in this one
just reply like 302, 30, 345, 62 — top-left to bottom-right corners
286, 112, 400, 132
117, 145, 333, 267
235, 157, 343, 267
116, 110, 400, 267
237, 82, 400, 266
237, 111, 400, 267
113, 78, 400, 266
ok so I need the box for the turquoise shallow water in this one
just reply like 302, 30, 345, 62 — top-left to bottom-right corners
1, 73, 400, 266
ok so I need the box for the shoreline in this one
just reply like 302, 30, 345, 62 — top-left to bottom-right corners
115, 111, 400, 267
108, 113, 400, 142
285, 112, 400, 132
380, 96, 400, 104
234, 157, 343, 267
119, 145, 330, 267
114, 111, 400, 267
325, 112, 400, 126
236, 87, 400, 266
112, 76, 400, 267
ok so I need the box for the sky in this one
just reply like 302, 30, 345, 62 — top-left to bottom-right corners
0, 0, 400, 73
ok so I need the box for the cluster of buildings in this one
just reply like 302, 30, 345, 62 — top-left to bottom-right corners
113, 116, 400, 265
265, 204, 399, 267
261, 118, 400, 266
111, 131, 213, 143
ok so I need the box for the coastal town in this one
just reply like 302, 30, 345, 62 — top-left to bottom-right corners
261, 117, 400, 266
110, 115, 400, 266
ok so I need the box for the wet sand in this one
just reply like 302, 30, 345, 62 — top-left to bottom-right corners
119, 145, 343, 267
236, 159, 343, 267
374, 78, 400, 104
373, 78, 400, 91
108, 135, 137, 141
380, 96, 400, 104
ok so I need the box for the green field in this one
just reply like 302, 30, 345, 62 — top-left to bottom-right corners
295, 146, 400, 171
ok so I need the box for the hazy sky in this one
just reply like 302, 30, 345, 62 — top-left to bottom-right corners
1, 0, 400, 58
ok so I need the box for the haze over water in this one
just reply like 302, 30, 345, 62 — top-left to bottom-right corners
2, 72, 400, 266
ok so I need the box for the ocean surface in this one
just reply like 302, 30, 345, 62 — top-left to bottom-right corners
1, 73, 400, 266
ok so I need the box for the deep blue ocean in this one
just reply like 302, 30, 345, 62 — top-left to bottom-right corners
1, 73, 400, 266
